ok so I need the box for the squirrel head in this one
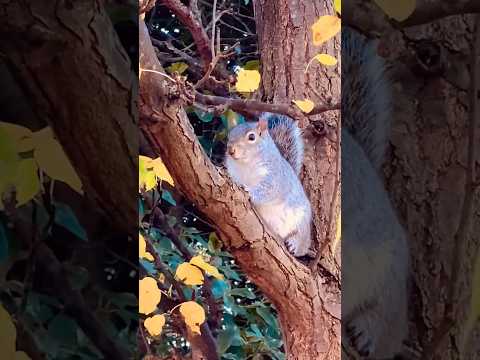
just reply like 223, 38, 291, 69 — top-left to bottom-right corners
226, 119, 270, 162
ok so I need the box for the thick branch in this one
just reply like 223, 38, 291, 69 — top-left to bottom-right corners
195, 91, 340, 120
157, 0, 213, 64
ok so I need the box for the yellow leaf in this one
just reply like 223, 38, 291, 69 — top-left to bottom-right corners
33, 127, 83, 194
311, 15, 341, 46
334, 0, 341, 15
179, 301, 205, 335
190, 255, 224, 280
139, 155, 157, 192
0, 126, 20, 199
314, 53, 338, 66
0, 122, 33, 141
139, 233, 154, 261
235, 69, 261, 93
166, 62, 189, 75
139, 277, 162, 315
0, 304, 17, 358
463, 254, 480, 351
373, 0, 416, 22
158, 273, 165, 283
0, 122, 34, 153
14, 352, 32, 360
176, 262, 204, 286
293, 99, 315, 113
14, 159, 41, 207
150, 158, 174, 186
144, 314, 166, 337
335, 212, 341, 243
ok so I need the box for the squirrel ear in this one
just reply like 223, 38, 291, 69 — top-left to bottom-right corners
257, 118, 268, 134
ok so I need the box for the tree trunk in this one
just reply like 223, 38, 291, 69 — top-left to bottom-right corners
383, 15, 480, 360
138, 1, 341, 354
254, 0, 341, 276
0, 0, 138, 235
254, 0, 342, 355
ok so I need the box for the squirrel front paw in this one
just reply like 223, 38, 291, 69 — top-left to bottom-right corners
285, 238, 302, 257
345, 316, 377, 357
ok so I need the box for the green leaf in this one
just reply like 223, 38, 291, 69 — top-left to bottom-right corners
15, 158, 41, 206
0, 125, 20, 200
217, 327, 235, 354
166, 62, 189, 75
208, 232, 222, 253
194, 109, 214, 123
161, 190, 176, 205
110, 292, 138, 309
244, 60, 259, 70
211, 279, 229, 299
64, 264, 89, 291
230, 287, 256, 299
0, 221, 8, 263
47, 313, 78, 348
54, 202, 87, 241
256, 306, 278, 328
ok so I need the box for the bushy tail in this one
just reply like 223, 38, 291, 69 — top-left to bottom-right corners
342, 27, 392, 170
260, 113, 304, 175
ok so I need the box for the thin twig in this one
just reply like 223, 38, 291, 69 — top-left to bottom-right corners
211, 0, 218, 59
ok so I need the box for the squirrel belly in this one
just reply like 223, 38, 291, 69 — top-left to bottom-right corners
225, 115, 312, 257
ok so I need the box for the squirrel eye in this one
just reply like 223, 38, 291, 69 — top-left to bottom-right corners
247, 133, 256, 141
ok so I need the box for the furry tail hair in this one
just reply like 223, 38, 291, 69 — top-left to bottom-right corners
342, 27, 392, 170
260, 112, 304, 175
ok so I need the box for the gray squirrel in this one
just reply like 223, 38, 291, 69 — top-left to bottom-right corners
225, 27, 409, 359
225, 113, 312, 257
342, 28, 409, 358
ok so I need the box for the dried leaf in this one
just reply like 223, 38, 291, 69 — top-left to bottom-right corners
311, 15, 341, 46
139, 233, 154, 261
334, 0, 341, 15
190, 255, 224, 280
373, 0, 416, 22
293, 99, 315, 113
176, 262, 204, 286
139, 277, 162, 315
235, 69, 261, 92
314, 53, 338, 66
144, 314, 166, 336
33, 127, 82, 194
179, 301, 205, 334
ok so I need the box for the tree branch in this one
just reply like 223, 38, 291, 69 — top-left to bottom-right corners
194, 91, 340, 121
158, 0, 213, 64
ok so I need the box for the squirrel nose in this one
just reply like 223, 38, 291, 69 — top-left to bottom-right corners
228, 146, 235, 156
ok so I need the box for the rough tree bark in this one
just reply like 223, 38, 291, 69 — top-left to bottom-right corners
385, 16, 480, 360
139, 0, 341, 358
